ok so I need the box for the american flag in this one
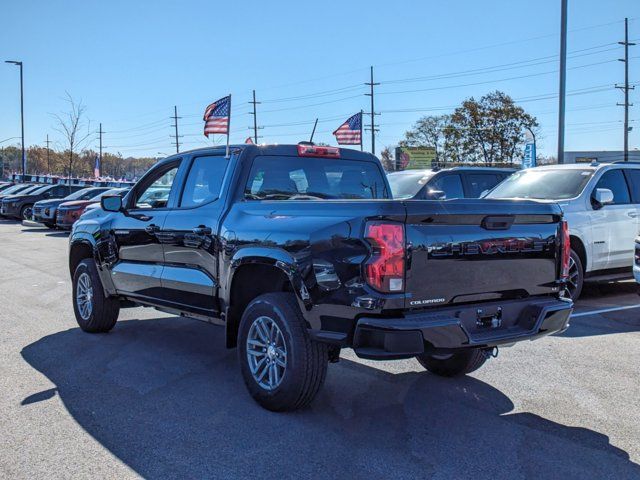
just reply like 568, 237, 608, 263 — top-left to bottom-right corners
333, 112, 362, 145
203, 95, 231, 137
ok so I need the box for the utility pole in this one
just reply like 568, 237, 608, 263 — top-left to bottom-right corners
557, 0, 568, 164
98, 123, 104, 171
249, 90, 262, 144
45, 135, 51, 174
171, 105, 182, 153
617, 17, 635, 162
364, 66, 380, 155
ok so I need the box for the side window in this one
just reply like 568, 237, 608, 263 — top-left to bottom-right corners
464, 173, 500, 198
430, 174, 464, 199
135, 163, 180, 209
623, 169, 640, 203
593, 169, 630, 205
180, 155, 229, 208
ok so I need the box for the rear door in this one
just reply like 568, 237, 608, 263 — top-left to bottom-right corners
159, 153, 231, 316
403, 200, 561, 308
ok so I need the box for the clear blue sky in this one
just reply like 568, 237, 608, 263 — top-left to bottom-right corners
0, 0, 638, 159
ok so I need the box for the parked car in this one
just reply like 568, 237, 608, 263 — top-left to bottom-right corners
0, 183, 37, 201
33, 187, 112, 228
69, 144, 572, 411
57, 187, 129, 229
0, 184, 85, 220
486, 161, 640, 300
634, 238, 640, 285
387, 167, 514, 200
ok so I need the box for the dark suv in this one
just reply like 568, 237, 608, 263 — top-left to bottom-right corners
1, 184, 85, 220
387, 167, 514, 200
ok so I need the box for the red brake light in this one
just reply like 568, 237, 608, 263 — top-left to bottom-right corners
561, 220, 570, 280
364, 222, 405, 293
297, 144, 340, 158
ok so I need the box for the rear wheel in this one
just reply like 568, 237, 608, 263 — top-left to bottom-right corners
564, 249, 584, 301
416, 348, 488, 377
238, 293, 328, 411
72, 259, 120, 333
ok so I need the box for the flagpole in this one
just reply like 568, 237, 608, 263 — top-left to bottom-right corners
226, 94, 232, 158
360, 110, 363, 152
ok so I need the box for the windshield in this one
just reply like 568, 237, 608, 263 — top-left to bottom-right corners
486, 168, 594, 200
2, 184, 31, 195
387, 171, 435, 199
245, 156, 389, 200
90, 188, 128, 201
63, 187, 101, 201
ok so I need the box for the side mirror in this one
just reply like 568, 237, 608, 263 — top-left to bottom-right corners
592, 188, 614, 209
101, 195, 123, 212
426, 189, 446, 200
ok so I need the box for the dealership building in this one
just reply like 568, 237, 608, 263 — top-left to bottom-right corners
564, 150, 640, 163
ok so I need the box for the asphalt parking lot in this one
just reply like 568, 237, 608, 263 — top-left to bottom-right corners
0, 219, 639, 479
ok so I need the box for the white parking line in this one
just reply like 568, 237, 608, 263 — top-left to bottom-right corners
572, 304, 640, 318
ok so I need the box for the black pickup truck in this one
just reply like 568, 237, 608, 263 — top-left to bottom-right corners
68, 143, 572, 411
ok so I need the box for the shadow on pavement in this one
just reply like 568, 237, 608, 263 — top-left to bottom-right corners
21, 317, 639, 479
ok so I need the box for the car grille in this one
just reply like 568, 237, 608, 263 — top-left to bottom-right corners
33, 206, 44, 216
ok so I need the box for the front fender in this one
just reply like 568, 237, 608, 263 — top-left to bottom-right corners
69, 231, 118, 296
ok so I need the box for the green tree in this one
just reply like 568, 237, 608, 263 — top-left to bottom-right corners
401, 115, 450, 162
449, 91, 538, 165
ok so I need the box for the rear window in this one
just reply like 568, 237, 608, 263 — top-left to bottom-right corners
245, 156, 389, 200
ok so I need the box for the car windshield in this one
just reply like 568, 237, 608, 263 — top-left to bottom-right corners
245, 156, 389, 200
2, 184, 30, 195
387, 171, 435, 199
28, 185, 53, 195
63, 187, 107, 201
485, 168, 594, 200
89, 188, 128, 201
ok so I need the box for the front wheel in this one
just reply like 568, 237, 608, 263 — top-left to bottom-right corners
238, 293, 328, 411
72, 259, 120, 333
416, 348, 489, 377
20, 204, 33, 221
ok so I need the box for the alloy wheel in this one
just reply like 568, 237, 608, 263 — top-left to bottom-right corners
246, 315, 287, 391
564, 255, 580, 300
76, 272, 94, 320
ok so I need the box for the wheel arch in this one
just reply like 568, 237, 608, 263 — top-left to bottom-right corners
570, 234, 587, 273
223, 249, 310, 348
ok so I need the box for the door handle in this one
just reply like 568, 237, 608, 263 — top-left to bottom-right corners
193, 225, 212, 235
145, 224, 160, 234
627, 211, 638, 218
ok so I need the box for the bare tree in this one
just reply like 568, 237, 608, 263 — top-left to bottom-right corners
53, 93, 93, 179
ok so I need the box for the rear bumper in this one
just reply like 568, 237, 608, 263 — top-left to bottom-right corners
352, 297, 572, 360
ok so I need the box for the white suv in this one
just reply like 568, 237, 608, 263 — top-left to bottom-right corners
486, 161, 640, 300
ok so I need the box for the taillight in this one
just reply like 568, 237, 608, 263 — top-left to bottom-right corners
297, 144, 340, 158
561, 220, 570, 279
364, 222, 405, 293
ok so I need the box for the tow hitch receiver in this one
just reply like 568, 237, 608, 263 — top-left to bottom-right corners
476, 307, 502, 329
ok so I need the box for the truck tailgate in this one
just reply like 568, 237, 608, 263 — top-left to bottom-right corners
404, 199, 563, 309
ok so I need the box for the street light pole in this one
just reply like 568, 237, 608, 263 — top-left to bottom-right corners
5, 61, 25, 176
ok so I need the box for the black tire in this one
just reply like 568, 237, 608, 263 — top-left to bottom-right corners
565, 249, 584, 301
20, 204, 33, 221
238, 292, 328, 411
72, 259, 120, 333
416, 348, 488, 377
44, 223, 56, 229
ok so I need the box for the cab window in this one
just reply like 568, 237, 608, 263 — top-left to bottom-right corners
134, 162, 180, 209
593, 169, 630, 205
180, 155, 229, 208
